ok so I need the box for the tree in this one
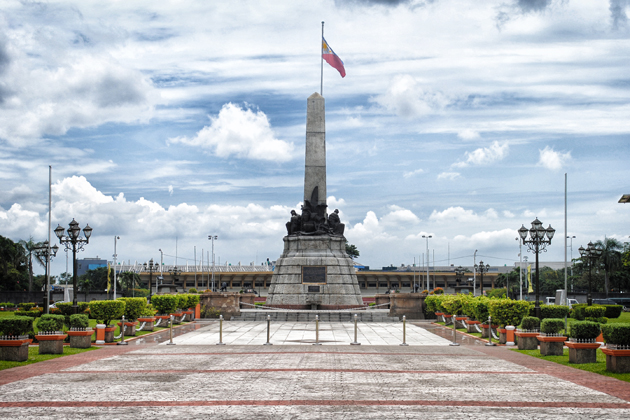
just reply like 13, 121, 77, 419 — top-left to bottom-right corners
118, 271, 141, 291
495, 268, 520, 298
0, 235, 28, 291
345, 243, 360, 260
58, 272, 72, 285
79, 267, 109, 292
18, 237, 46, 292
595, 238, 623, 297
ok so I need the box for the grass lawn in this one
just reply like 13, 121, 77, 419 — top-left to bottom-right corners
0, 346, 99, 371
514, 348, 630, 383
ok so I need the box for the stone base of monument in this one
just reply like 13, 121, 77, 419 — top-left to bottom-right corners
266, 235, 363, 309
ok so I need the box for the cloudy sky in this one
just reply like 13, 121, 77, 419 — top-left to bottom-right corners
1, 0, 629, 276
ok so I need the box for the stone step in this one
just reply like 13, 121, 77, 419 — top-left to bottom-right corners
231, 310, 397, 322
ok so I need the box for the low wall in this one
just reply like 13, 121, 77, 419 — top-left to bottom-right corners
374, 293, 426, 320
200, 292, 241, 320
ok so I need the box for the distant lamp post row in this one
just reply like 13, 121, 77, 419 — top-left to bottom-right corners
144, 259, 159, 303
54, 219, 92, 314
518, 217, 555, 319
33, 241, 59, 314
579, 242, 603, 306
474, 261, 490, 296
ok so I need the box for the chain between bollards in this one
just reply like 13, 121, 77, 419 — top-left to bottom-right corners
117, 315, 127, 345
167, 314, 176, 345
264, 314, 272, 346
485, 315, 496, 346
217, 314, 225, 345
313, 314, 322, 345
400, 315, 409, 346
450, 314, 460, 346
350, 313, 361, 345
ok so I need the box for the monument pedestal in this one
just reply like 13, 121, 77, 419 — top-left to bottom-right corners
267, 235, 363, 309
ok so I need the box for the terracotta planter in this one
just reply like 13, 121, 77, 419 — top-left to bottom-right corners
498, 328, 507, 345
601, 348, 630, 373
104, 325, 116, 343
465, 319, 480, 333
117, 321, 139, 336
454, 316, 468, 329
169, 312, 183, 324
183, 310, 194, 321
0, 338, 31, 362
596, 332, 604, 343
537, 335, 567, 356
67, 329, 94, 348
35, 333, 67, 354
154, 315, 171, 327
137, 317, 156, 332
443, 314, 453, 325
565, 341, 601, 364
481, 324, 498, 339
515, 331, 539, 350
434, 312, 444, 322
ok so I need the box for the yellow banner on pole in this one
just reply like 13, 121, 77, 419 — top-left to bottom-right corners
107, 262, 111, 293
527, 264, 533, 293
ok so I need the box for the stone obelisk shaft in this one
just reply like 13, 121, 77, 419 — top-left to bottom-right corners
304, 92, 326, 206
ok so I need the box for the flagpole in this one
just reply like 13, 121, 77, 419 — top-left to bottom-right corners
321, 21, 324, 96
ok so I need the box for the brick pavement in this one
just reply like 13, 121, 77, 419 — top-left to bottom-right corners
0, 321, 628, 419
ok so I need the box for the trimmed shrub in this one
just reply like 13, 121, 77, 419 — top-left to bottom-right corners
424, 295, 439, 313
569, 321, 601, 340
488, 299, 530, 327
69, 314, 89, 329
188, 288, 198, 294
584, 305, 606, 318
174, 294, 188, 311
89, 300, 126, 326
540, 305, 570, 320
472, 297, 491, 324
139, 306, 157, 317
486, 288, 507, 299
572, 304, 587, 320
15, 310, 41, 318
117, 297, 147, 321
18, 302, 36, 311
0, 316, 34, 336
151, 294, 179, 315
37, 314, 65, 332
56, 302, 89, 316
186, 294, 200, 308
601, 324, 630, 346
540, 318, 565, 334
520, 316, 540, 331
433, 287, 444, 295
441, 294, 467, 315
601, 305, 623, 319
461, 296, 478, 319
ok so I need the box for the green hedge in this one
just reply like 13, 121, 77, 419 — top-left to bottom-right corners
541, 318, 565, 334
0, 316, 34, 336
488, 299, 530, 327
601, 324, 630, 346
568, 321, 600, 340
520, 316, 540, 330
472, 297, 491, 324
117, 297, 147, 321
56, 302, 89, 316
601, 305, 623, 319
584, 306, 606, 318
18, 302, 36, 310
38, 314, 65, 332
88, 300, 126, 326
151, 294, 179, 314
539, 304, 570, 319
185, 294, 200, 308
69, 314, 89, 329
15, 310, 41, 318
441, 294, 468, 315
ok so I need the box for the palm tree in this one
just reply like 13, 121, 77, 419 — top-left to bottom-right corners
18, 237, 46, 292
595, 237, 623, 298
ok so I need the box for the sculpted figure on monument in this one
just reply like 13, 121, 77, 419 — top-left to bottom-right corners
286, 210, 301, 235
328, 209, 345, 235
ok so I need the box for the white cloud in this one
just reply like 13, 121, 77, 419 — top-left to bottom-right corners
430, 206, 480, 224
453, 141, 509, 168
503, 210, 515, 218
168, 185, 174, 196
327, 196, 346, 209
437, 172, 460, 180
169, 103, 295, 162
538, 146, 571, 170
452, 228, 517, 247
373, 74, 452, 118
403, 168, 424, 178
457, 129, 480, 140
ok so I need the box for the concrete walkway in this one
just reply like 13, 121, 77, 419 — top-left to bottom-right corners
0, 321, 628, 419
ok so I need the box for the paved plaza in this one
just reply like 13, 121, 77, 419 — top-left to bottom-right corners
0, 321, 629, 419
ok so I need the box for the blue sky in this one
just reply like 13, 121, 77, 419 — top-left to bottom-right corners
1, 0, 629, 276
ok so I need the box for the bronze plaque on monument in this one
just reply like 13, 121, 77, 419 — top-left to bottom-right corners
302, 266, 327, 284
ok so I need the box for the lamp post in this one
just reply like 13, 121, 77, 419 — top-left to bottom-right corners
422, 235, 432, 291
144, 259, 159, 303
474, 261, 490, 297
171, 266, 183, 290
113, 236, 120, 300
578, 242, 603, 306
454, 265, 465, 288
518, 218, 555, 319
516, 237, 523, 300
208, 235, 218, 291
33, 241, 59, 314
54, 219, 92, 314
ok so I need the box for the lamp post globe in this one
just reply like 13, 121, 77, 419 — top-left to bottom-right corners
474, 261, 490, 296
54, 219, 92, 314
579, 242, 603, 306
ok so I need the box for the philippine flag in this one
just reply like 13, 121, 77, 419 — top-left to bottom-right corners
322, 37, 346, 78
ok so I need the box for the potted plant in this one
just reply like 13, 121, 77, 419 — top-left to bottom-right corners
601, 324, 630, 373
116, 297, 147, 336
170, 294, 186, 324
516, 316, 540, 350
537, 318, 566, 356
67, 314, 93, 348
488, 299, 530, 345
185, 294, 200, 321
89, 300, 126, 344
461, 296, 480, 333
0, 316, 34, 361
35, 314, 67, 355
473, 297, 492, 338
137, 306, 157, 332
565, 321, 601, 364
151, 295, 179, 327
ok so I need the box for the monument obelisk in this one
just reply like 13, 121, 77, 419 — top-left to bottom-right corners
266, 93, 363, 309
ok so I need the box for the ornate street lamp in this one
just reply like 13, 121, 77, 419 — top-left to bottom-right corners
208, 235, 218, 291
454, 265, 466, 287
33, 241, 59, 314
54, 219, 92, 314
578, 242, 603, 306
518, 218, 555, 319
474, 261, 490, 297
144, 259, 159, 303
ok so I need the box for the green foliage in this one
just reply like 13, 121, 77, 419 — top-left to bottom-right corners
441, 294, 469, 315
0, 316, 34, 336
540, 318, 565, 334
186, 294, 200, 308
345, 243, 360, 260
55, 302, 89, 316
18, 303, 35, 310
461, 296, 478, 319
433, 287, 444, 295
486, 288, 507, 299
585, 306, 606, 318
88, 300, 126, 326
568, 321, 601, 340
540, 304, 570, 320
124, 288, 149, 298
200, 304, 221, 318
151, 294, 179, 314
601, 305, 623, 319
520, 316, 540, 330
188, 288, 198, 294
116, 297, 147, 321
488, 299, 530, 327
15, 310, 41, 318
472, 297, 491, 324
139, 306, 157, 317
0, 235, 29, 292
69, 314, 89, 329
0, 302, 14, 308
424, 295, 439, 313
572, 304, 587, 320
37, 314, 65, 332
601, 324, 630, 346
